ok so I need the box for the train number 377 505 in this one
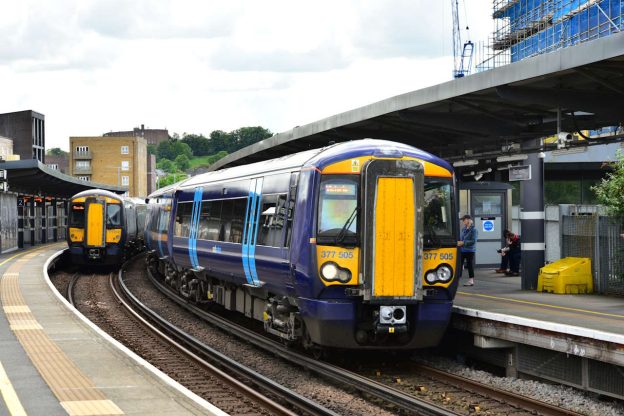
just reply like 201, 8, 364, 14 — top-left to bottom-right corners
321, 250, 354, 259
423, 252, 454, 261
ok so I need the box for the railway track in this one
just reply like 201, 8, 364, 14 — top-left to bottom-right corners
66, 266, 328, 416
144, 263, 584, 416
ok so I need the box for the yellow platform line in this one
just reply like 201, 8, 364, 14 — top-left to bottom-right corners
0, 361, 27, 416
458, 291, 624, 319
0, 245, 125, 415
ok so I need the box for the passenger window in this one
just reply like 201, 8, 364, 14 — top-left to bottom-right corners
257, 193, 287, 247
200, 201, 221, 241
219, 200, 234, 242
230, 199, 246, 243
174, 202, 192, 237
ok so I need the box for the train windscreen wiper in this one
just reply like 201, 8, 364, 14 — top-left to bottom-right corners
335, 207, 358, 245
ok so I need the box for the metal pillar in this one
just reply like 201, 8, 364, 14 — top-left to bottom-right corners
17, 196, 24, 248
520, 139, 545, 290
52, 199, 58, 242
29, 197, 35, 246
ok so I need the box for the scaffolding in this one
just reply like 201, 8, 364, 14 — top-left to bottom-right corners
476, 0, 624, 72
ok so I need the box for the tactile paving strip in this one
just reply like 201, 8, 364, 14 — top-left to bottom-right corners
0, 249, 124, 415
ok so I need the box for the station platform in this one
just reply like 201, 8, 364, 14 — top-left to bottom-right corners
452, 269, 624, 398
0, 243, 222, 416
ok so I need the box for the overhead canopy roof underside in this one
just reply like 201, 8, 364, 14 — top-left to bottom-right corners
211, 32, 624, 170
3, 159, 127, 198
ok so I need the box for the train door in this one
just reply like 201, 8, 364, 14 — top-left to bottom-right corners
362, 160, 424, 301
85, 198, 106, 248
245, 173, 292, 290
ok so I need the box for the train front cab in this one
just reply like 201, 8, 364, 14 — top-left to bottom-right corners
68, 195, 124, 265
299, 153, 458, 349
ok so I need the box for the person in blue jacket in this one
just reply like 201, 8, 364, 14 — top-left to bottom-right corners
457, 214, 478, 286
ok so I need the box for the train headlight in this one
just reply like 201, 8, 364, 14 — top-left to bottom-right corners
320, 262, 352, 283
321, 262, 338, 280
425, 272, 437, 284
436, 265, 453, 282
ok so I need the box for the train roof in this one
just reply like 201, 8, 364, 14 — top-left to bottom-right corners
70, 189, 124, 201
148, 140, 451, 196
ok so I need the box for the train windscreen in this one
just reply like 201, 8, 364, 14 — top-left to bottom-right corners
69, 203, 85, 227
106, 204, 122, 227
423, 178, 454, 247
317, 175, 359, 245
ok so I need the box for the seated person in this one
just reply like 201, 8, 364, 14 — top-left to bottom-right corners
495, 230, 521, 276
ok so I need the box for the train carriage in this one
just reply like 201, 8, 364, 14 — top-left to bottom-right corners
68, 189, 145, 265
146, 139, 459, 350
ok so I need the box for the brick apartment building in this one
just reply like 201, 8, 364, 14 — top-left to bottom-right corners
69, 136, 148, 197
104, 124, 169, 146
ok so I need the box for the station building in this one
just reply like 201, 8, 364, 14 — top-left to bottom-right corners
0, 110, 46, 162
69, 135, 148, 197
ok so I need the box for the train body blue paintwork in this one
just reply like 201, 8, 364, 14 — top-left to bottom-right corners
145, 140, 459, 349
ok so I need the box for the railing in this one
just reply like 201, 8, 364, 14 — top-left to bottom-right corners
73, 151, 92, 159
73, 166, 92, 174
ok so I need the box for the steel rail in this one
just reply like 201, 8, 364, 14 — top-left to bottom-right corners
146, 267, 460, 416
410, 363, 584, 416
66, 272, 80, 306
115, 266, 336, 416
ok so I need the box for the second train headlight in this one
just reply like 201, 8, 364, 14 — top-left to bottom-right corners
436, 265, 453, 282
320, 262, 351, 283
424, 264, 453, 285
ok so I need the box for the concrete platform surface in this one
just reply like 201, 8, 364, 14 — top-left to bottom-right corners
0, 243, 223, 416
455, 270, 624, 340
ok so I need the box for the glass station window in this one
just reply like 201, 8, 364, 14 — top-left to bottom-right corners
317, 176, 358, 245
472, 195, 502, 216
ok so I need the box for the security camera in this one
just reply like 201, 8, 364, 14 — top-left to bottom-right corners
557, 132, 572, 149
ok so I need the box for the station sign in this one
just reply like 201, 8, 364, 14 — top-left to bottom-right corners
483, 220, 495, 232
509, 165, 531, 181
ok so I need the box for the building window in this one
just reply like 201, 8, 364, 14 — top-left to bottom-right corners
76, 146, 89, 153
121, 145, 129, 154
75, 160, 90, 168
121, 176, 129, 186
47, 164, 59, 170
77, 176, 90, 181
121, 161, 130, 171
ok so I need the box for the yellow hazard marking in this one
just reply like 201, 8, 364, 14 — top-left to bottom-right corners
0, 361, 27, 416
458, 291, 624, 319
60, 399, 123, 415
0, 252, 27, 268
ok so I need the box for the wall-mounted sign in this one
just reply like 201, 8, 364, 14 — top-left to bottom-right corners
509, 165, 531, 181
483, 220, 494, 232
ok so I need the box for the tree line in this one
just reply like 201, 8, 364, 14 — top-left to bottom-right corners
154, 126, 272, 187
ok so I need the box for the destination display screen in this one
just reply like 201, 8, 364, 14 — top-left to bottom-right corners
322, 183, 357, 197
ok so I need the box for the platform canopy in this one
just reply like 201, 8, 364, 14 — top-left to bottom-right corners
1, 159, 127, 198
210, 31, 624, 170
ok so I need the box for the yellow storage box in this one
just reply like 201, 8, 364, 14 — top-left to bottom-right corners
537, 257, 593, 294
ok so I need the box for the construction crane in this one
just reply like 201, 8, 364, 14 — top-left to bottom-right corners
452, 0, 474, 78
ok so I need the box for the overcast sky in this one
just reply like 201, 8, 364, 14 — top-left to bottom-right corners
1, 0, 493, 151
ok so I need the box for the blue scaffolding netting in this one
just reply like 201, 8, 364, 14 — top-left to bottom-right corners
478, 0, 623, 69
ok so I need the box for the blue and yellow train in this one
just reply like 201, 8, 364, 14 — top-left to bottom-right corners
68, 189, 146, 265
144, 140, 459, 350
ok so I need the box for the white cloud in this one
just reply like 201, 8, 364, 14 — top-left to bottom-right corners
0, 0, 494, 150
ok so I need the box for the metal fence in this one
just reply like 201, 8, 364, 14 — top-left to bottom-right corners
562, 207, 624, 295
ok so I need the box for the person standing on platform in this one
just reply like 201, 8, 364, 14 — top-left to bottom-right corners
457, 214, 478, 286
